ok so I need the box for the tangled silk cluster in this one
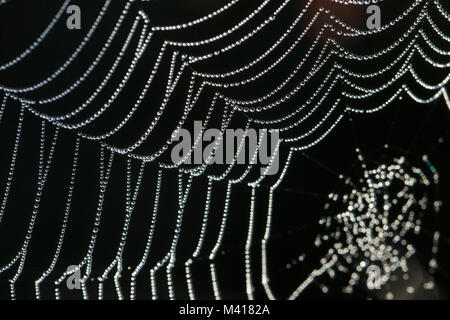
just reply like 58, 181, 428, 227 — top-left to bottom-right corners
0, 0, 448, 300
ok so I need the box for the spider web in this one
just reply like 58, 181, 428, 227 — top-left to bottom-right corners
0, 0, 448, 300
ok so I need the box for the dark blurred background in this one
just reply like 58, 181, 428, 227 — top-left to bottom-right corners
0, 0, 448, 300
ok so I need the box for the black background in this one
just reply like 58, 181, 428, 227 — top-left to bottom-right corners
0, 0, 449, 300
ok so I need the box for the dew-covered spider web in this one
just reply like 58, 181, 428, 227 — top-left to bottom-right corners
0, 0, 449, 300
